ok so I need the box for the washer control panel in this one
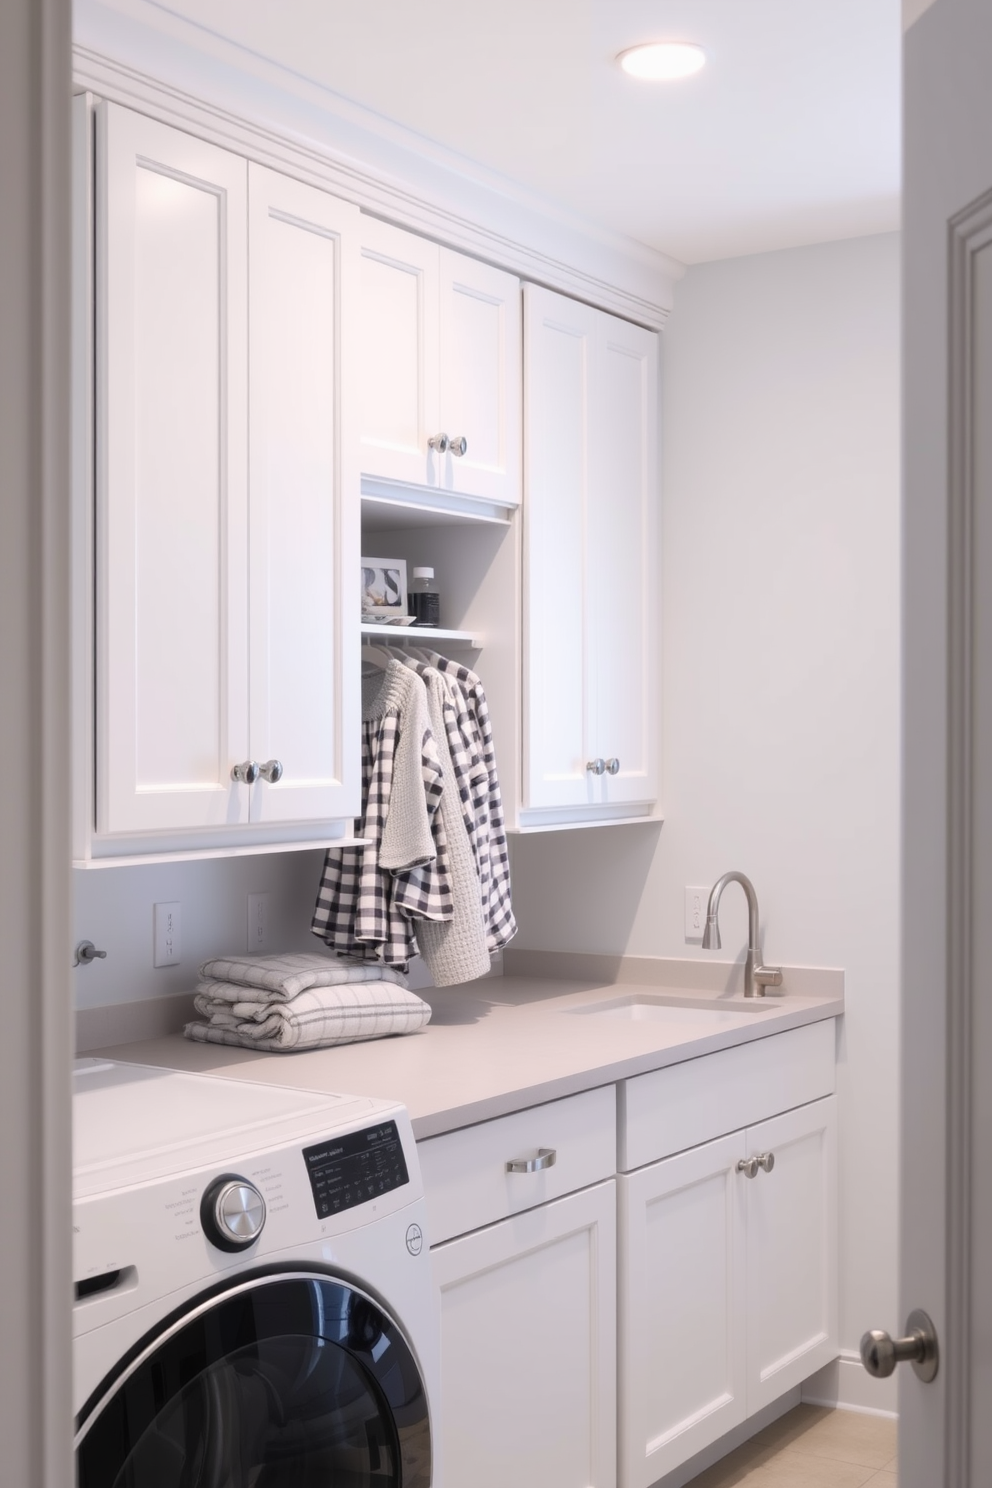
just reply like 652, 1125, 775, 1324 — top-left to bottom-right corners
303, 1121, 409, 1220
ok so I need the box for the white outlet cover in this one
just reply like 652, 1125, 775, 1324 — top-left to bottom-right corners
684, 886, 709, 943
247, 892, 271, 953
153, 901, 181, 967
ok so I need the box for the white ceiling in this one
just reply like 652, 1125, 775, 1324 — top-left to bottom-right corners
110, 0, 902, 264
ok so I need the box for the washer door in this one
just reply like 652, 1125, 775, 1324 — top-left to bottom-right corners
75, 1271, 431, 1488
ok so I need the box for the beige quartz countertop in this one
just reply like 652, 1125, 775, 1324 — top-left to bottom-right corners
93, 958, 844, 1140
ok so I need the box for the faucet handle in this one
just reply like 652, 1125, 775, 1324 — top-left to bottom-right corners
754, 963, 783, 991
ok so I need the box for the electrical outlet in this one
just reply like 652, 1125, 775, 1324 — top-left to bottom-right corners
153, 901, 182, 967
684, 886, 709, 943
247, 893, 271, 953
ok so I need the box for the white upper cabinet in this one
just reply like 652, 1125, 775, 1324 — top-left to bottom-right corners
93, 103, 360, 848
247, 165, 360, 825
360, 218, 521, 510
522, 284, 658, 828
98, 104, 251, 836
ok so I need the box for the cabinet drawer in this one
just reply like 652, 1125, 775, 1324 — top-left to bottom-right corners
418, 1085, 616, 1244
619, 1021, 836, 1172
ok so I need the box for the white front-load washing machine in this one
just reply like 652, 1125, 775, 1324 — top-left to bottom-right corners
73, 1057, 439, 1487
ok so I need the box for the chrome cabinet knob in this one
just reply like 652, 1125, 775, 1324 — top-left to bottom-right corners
231, 760, 259, 785
428, 432, 450, 453
449, 435, 468, 457
605, 757, 620, 776
506, 1148, 557, 1174
757, 1151, 775, 1173
860, 1310, 938, 1383
258, 759, 283, 784
737, 1156, 760, 1179
587, 758, 606, 776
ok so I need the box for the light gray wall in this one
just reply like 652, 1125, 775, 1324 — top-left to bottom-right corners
510, 231, 902, 1377
0, 0, 74, 1478
73, 849, 329, 1010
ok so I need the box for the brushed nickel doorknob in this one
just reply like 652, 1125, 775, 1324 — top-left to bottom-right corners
449, 435, 468, 457
860, 1309, 938, 1383
428, 432, 450, 453
605, 757, 620, 775
258, 759, 283, 784
737, 1156, 760, 1179
231, 760, 259, 785
587, 758, 606, 776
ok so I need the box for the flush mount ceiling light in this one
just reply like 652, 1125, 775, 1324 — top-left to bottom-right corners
617, 41, 706, 81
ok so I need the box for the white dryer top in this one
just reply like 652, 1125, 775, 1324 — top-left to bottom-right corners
73, 1058, 394, 1197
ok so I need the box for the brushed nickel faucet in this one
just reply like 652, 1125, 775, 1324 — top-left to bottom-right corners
701, 871, 783, 998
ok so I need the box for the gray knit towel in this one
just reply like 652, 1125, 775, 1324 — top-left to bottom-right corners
197, 951, 409, 1002
185, 980, 431, 1052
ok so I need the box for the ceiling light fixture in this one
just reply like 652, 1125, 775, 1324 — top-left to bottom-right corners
617, 41, 706, 81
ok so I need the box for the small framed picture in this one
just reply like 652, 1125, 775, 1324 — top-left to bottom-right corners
361, 556, 408, 618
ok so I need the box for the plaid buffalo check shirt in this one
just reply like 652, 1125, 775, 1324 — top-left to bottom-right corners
312, 661, 453, 969
428, 654, 517, 953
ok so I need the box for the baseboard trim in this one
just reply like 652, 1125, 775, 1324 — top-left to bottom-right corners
801, 1352, 898, 1418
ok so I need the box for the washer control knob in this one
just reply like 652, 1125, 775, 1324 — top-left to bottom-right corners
200, 1174, 266, 1252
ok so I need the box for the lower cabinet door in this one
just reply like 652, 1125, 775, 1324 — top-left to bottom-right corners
744, 1095, 839, 1412
431, 1180, 617, 1488
618, 1132, 748, 1488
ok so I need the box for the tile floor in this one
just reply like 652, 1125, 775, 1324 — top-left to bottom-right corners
685, 1404, 898, 1487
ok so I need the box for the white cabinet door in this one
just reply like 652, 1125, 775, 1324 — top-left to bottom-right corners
618, 1133, 747, 1488
432, 1180, 617, 1488
438, 247, 521, 506
522, 284, 658, 820
744, 1096, 839, 1413
97, 102, 249, 835
359, 217, 440, 489
247, 165, 360, 824
587, 313, 658, 808
523, 286, 597, 811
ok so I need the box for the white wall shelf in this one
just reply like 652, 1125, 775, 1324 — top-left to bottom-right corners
360, 623, 482, 649
361, 480, 514, 530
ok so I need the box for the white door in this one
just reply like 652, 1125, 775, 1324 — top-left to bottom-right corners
901, 0, 992, 1480
587, 312, 658, 808
744, 1097, 838, 1413
618, 1133, 747, 1488
96, 103, 250, 834
438, 247, 521, 506
523, 284, 597, 810
358, 217, 440, 489
432, 1181, 617, 1488
247, 165, 360, 824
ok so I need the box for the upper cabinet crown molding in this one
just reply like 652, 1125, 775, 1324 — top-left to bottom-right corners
71, 24, 680, 331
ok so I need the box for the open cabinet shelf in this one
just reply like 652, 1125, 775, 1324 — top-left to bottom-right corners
360, 623, 483, 649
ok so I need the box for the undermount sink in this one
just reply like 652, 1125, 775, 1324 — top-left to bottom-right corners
563, 994, 779, 1026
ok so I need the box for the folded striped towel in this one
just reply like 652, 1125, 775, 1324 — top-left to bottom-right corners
197, 951, 409, 1002
184, 980, 431, 1052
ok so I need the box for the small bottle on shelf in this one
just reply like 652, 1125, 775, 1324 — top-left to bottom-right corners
409, 567, 441, 628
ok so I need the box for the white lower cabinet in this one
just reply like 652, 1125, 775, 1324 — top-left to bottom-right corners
432, 1181, 617, 1488
618, 1095, 838, 1488
419, 1029, 838, 1488
420, 1087, 617, 1488
619, 1131, 748, 1487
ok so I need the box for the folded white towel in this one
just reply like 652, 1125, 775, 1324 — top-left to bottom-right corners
184, 980, 431, 1052
198, 951, 408, 1002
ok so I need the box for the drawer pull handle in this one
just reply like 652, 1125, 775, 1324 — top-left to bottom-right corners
506, 1148, 557, 1174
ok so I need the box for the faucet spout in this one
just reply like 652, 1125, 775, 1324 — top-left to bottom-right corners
701, 871, 782, 997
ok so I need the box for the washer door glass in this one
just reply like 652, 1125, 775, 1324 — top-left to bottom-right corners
76, 1273, 431, 1488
